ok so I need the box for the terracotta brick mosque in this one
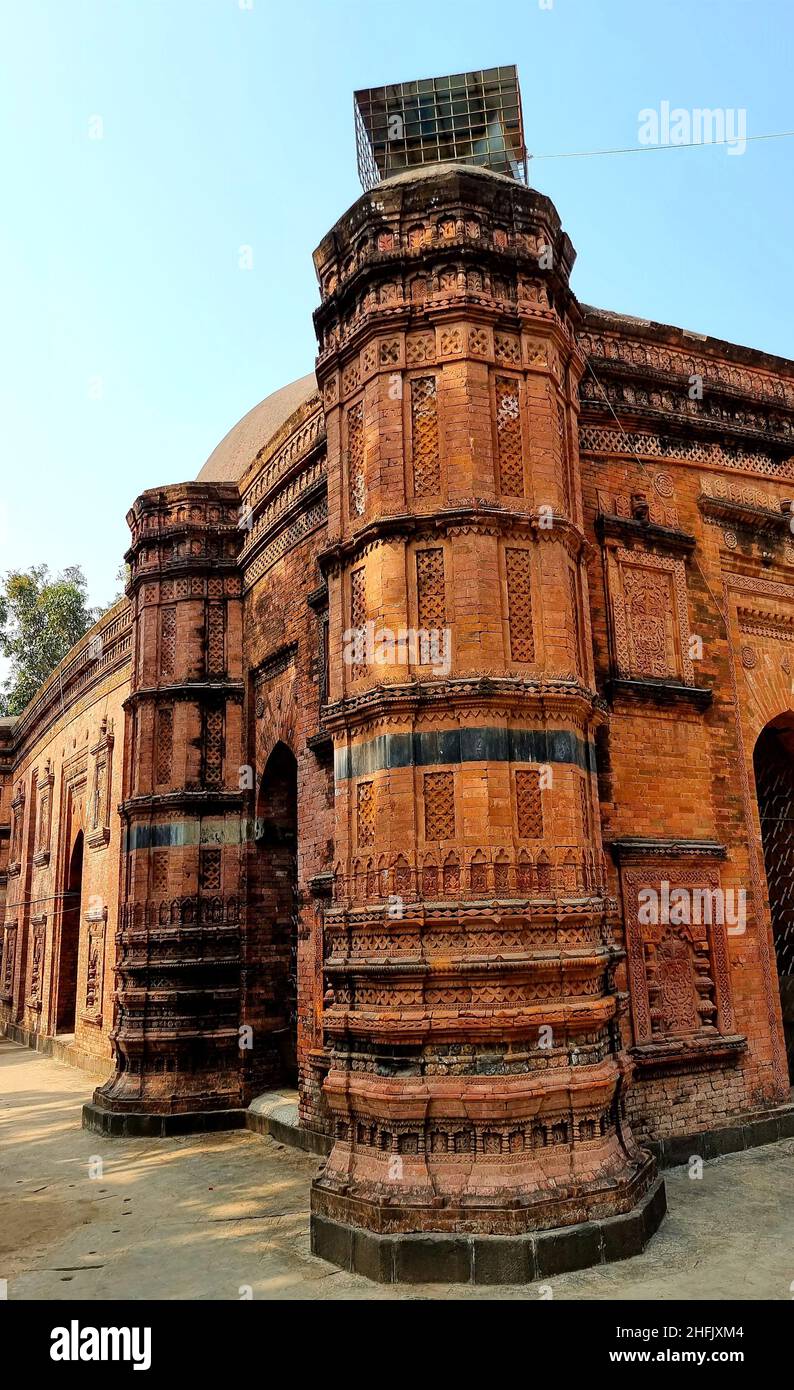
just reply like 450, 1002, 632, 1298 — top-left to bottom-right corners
3, 68, 794, 1282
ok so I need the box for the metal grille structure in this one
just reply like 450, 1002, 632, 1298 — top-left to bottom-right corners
755, 726, 794, 978
354, 67, 527, 190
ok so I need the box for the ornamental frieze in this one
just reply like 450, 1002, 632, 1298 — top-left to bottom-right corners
579, 328, 794, 411
579, 374, 794, 442
579, 423, 794, 479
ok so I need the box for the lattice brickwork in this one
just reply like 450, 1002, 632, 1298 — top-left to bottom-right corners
579, 774, 590, 839
495, 376, 524, 496
204, 708, 223, 787
516, 769, 543, 839
350, 567, 367, 679
424, 771, 455, 841
569, 566, 582, 674
156, 707, 173, 784
200, 847, 222, 892
411, 376, 441, 496
347, 400, 366, 517
207, 604, 225, 676
152, 850, 169, 896
553, 390, 570, 511
357, 781, 375, 847
579, 423, 794, 480
506, 548, 535, 662
416, 548, 446, 630
160, 606, 176, 677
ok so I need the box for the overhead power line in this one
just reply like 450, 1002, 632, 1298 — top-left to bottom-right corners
531, 129, 794, 161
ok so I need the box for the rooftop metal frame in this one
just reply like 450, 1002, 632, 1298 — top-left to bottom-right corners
353, 66, 528, 191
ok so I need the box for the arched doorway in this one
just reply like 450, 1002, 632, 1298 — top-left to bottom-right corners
754, 716, 794, 1085
56, 831, 84, 1034
254, 744, 299, 1086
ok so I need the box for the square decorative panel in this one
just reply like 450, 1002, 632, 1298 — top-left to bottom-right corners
606, 547, 694, 683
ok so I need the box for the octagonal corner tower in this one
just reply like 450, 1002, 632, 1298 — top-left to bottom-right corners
308, 162, 663, 1270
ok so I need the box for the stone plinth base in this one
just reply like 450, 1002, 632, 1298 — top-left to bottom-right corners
246, 1090, 332, 1156
82, 1100, 246, 1137
310, 1174, 666, 1284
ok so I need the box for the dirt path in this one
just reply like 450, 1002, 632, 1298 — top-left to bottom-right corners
1, 1037, 792, 1300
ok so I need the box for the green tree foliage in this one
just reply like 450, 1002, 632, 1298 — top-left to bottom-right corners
0, 566, 99, 716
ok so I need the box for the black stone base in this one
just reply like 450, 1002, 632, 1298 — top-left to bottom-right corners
82, 1101, 247, 1138
245, 1108, 332, 1156
310, 1174, 667, 1285
650, 1100, 794, 1168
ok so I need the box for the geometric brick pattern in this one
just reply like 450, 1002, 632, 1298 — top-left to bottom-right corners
495, 376, 523, 496
579, 772, 590, 839
347, 400, 365, 518
207, 604, 225, 676
200, 847, 222, 893
152, 849, 169, 896
350, 567, 367, 679
411, 376, 440, 496
357, 781, 375, 847
506, 548, 535, 662
568, 566, 582, 676
160, 606, 176, 677
416, 548, 445, 630
156, 707, 173, 785
516, 769, 543, 839
203, 708, 223, 787
424, 771, 455, 841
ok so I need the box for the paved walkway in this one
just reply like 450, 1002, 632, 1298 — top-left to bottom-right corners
1, 1037, 792, 1300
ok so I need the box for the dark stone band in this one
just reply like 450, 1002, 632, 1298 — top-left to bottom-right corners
309, 1175, 667, 1285
82, 1101, 247, 1138
335, 725, 595, 781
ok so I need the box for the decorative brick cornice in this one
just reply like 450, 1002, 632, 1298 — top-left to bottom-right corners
120, 790, 245, 820
319, 507, 589, 574
608, 837, 728, 862
322, 676, 602, 736
605, 678, 713, 710
123, 681, 244, 709
596, 512, 696, 554
630, 1034, 746, 1072
698, 491, 792, 535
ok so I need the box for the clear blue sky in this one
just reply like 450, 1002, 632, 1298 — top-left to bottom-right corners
1, 0, 792, 616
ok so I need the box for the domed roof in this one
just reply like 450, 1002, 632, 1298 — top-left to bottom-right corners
378, 160, 518, 189
197, 372, 318, 483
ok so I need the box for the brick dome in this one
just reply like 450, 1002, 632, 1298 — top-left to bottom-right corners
197, 372, 317, 482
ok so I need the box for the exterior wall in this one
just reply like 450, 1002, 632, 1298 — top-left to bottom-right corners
0, 601, 131, 1069
237, 395, 333, 1125
2, 162, 792, 1199
579, 310, 794, 1139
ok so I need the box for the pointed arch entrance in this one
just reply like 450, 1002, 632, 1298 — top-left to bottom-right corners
754, 714, 794, 1086
56, 830, 84, 1034
254, 743, 299, 1086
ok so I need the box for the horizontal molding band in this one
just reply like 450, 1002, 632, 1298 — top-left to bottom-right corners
335, 726, 595, 781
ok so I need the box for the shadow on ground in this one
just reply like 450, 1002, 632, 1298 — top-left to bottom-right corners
1, 1037, 792, 1300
